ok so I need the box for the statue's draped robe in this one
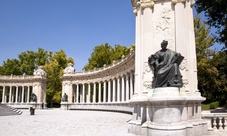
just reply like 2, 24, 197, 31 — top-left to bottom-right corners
148, 49, 183, 88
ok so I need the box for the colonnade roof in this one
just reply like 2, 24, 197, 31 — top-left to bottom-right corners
62, 50, 135, 81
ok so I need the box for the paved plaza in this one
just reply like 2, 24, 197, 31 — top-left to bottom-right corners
0, 109, 134, 136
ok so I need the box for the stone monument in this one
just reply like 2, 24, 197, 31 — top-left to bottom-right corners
32, 66, 47, 109
128, 0, 207, 136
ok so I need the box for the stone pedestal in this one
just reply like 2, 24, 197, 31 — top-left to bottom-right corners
129, 87, 207, 136
60, 102, 69, 110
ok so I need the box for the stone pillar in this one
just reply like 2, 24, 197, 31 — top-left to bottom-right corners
80, 84, 83, 103
27, 86, 30, 103
87, 83, 91, 103
12, 87, 15, 103
112, 79, 116, 102
21, 86, 24, 103
108, 80, 111, 102
130, 72, 134, 100
117, 78, 120, 102
76, 84, 79, 103
5, 87, 8, 103
93, 83, 96, 103
2, 86, 5, 103
98, 82, 101, 103
82, 84, 85, 103
121, 76, 125, 102
15, 86, 18, 103
103, 81, 106, 103
9, 86, 12, 103
126, 74, 129, 101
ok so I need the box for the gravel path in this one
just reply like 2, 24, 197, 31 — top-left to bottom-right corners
0, 109, 134, 136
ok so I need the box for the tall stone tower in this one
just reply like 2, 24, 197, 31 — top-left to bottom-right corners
131, 0, 199, 96
129, 0, 207, 135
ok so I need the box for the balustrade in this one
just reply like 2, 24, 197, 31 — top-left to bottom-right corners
202, 112, 227, 131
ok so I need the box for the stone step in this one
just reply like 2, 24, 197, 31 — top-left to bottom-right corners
0, 104, 23, 116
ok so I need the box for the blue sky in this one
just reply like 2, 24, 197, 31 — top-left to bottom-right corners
0, 1, 222, 72
0, 0, 135, 71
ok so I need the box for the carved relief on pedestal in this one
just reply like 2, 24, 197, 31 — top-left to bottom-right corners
143, 62, 153, 89
143, 81, 152, 89
152, 7, 174, 49
179, 59, 188, 71
182, 79, 189, 88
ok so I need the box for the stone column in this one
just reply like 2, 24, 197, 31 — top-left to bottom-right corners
15, 86, 18, 103
76, 84, 79, 103
108, 80, 111, 102
27, 86, 30, 103
87, 83, 91, 103
2, 86, 5, 103
21, 86, 24, 103
93, 83, 96, 103
98, 82, 101, 103
79, 84, 83, 103
9, 86, 12, 103
117, 78, 120, 102
130, 72, 134, 100
126, 74, 129, 101
112, 79, 116, 102
82, 84, 85, 103
5, 87, 8, 103
12, 87, 15, 103
121, 76, 125, 102
103, 81, 106, 103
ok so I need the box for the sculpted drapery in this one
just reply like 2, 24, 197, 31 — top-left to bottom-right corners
148, 40, 184, 88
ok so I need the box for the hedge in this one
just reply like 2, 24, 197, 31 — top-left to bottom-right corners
210, 101, 219, 109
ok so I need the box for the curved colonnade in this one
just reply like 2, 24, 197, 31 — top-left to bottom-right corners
0, 67, 47, 109
61, 50, 135, 113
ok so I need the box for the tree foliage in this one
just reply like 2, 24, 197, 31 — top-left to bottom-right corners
83, 43, 134, 70
43, 50, 74, 107
195, 16, 227, 103
195, 0, 227, 47
0, 48, 74, 107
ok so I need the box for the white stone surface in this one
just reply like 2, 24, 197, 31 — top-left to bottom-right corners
0, 109, 134, 136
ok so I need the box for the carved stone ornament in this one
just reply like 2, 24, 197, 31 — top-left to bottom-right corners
172, 0, 186, 4
190, 0, 195, 6
33, 66, 46, 77
179, 59, 188, 71
143, 81, 152, 89
144, 62, 151, 73
141, 0, 155, 10
63, 63, 75, 75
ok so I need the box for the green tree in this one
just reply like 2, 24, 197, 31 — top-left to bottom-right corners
194, 16, 221, 102
195, 0, 227, 47
43, 50, 74, 107
83, 43, 113, 70
0, 59, 21, 75
83, 43, 134, 71
212, 50, 227, 104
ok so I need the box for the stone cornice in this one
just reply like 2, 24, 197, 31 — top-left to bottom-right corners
0, 75, 47, 86
131, 0, 194, 16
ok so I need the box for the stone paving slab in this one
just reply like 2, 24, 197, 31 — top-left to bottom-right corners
0, 109, 134, 136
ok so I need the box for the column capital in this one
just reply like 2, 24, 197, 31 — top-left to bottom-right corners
131, 0, 194, 16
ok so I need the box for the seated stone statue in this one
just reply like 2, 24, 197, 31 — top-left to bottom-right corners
61, 93, 68, 102
148, 40, 184, 88
31, 93, 37, 102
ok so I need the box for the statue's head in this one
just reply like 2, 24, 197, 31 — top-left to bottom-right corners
161, 40, 168, 49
